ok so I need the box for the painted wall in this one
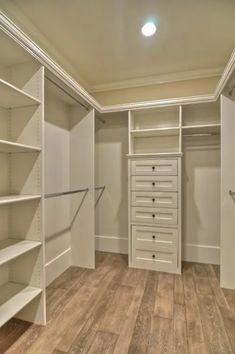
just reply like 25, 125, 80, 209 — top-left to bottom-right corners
95, 113, 128, 254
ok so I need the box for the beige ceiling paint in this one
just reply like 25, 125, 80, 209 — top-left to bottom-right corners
92, 76, 220, 106
1, 0, 235, 90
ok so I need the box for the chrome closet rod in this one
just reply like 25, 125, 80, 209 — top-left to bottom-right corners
45, 188, 89, 199
183, 133, 219, 137
45, 76, 89, 111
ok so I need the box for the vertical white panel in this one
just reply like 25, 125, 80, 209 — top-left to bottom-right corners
70, 108, 95, 268
221, 94, 235, 289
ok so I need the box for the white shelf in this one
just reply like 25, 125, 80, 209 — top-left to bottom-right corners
131, 127, 179, 138
0, 239, 41, 266
0, 140, 41, 153
0, 195, 41, 205
0, 79, 40, 109
127, 152, 183, 158
182, 123, 221, 135
0, 282, 42, 327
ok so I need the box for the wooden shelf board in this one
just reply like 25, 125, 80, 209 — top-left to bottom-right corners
127, 152, 183, 158
0, 140, 41, 153
0, 79, 40, 109
131, 127, 179, 138
0, 195, 41, 205
182, 124, 221, 135
0, 282, 42, 327
0, 239, 41, 266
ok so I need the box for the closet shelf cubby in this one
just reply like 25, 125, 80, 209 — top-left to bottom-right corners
0, 140, 41, 153
182, 123, 221, 135
0, 79, 41, 109
0, 283, 42, 327
130, 127, 179, 138
0, 239, 41, 266
0, 195, 41, 205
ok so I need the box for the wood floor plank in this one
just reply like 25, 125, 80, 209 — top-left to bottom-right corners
127, 271, 157, 354
86, 331, 118, 354
0, 318, 31, 354
121, 268, 147, 288
173, 304, 188, 354
197, 294, 233, 354
147, 316, 173, 354
112, 270, 148, 354
174, 274, 185, 305
155, 273, 174, 319
183, 263, 209, 354
193, 264, 213, 296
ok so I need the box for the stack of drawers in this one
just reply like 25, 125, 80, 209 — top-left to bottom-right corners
130, 158, 180, 273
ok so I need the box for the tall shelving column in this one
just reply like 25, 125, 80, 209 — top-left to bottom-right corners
128, 106, 182, 274
0, 29, 46, 327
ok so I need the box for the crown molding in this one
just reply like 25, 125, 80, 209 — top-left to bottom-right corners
89, 67, 223, 93
0, 11, 234, 114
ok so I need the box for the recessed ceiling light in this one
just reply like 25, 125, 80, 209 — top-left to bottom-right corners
141, 22, 157, 37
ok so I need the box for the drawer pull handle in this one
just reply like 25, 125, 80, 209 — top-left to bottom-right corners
152, 254, 156, 259
152, 166, 155, 171
152, 214, 155, 218
152, 198, 155, 203
152, 235, 156, 239
152, 182, 155, 187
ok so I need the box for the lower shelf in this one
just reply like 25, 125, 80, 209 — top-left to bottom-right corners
0, 282, 42, 327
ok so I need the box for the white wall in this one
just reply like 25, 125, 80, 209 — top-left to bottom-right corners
95, 113, 128, 254
44, 92, 71, 285
182, 141, 221, 264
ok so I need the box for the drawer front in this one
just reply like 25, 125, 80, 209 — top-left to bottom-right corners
134, 249, 175, 264
131, 191, 177, 209
132, 225, 177, 253
131, 176, 178, 192
132, 207, 177, 225
131, 159, 177, 176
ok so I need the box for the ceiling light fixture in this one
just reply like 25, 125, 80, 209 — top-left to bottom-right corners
141, 22, 157, 37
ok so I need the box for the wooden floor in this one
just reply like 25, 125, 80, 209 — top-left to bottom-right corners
1, 252, 235, 354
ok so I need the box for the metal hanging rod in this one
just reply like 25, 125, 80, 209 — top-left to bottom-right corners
228, 85, 235, 96
229, 190, 235, 202
96, 115, 106, 124
95, 185, 105, 207
45, 188, 89, 199
45, 76, 89, 111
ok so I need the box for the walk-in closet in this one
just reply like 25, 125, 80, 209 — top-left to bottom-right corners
0, 2, 235, 353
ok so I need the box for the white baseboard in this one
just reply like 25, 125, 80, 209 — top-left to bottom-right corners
183, 243, 220, 264
95, 235, 128, 254
45, 248, 71, 286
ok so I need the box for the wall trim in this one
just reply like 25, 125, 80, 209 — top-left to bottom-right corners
90, 67, 222, 93
0, 11, 234, 113
95, 235, 128, 254
183, 243, 220, 265
45, 248, 71, 286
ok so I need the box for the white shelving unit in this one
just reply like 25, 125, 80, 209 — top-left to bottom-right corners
0, 30, 46, 327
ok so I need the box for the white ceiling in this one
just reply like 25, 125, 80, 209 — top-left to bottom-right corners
1, 0, 235, 92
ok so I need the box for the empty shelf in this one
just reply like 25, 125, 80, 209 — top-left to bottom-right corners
182, 124, 221, 135
131, 127, 179, 138
0, 140, 41, 153
0, 282, 42, 327
0, 239, 41, 266
127, 152, 183, 158
0, 79, 41, 109
0, 195, 41, 205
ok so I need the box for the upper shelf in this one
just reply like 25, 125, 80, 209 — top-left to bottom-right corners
131, 127, 179, 138
182, 123, 221, 135
0, 79, 41, 109
0, 140, 41, 153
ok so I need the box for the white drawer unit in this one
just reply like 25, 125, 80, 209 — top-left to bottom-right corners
132, 225, 177, 253
132, 249, 177, 272
131, 175, 177, 192
131, 159, 177, 176
132, 207, 177, 225
131, 191, 177, 208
